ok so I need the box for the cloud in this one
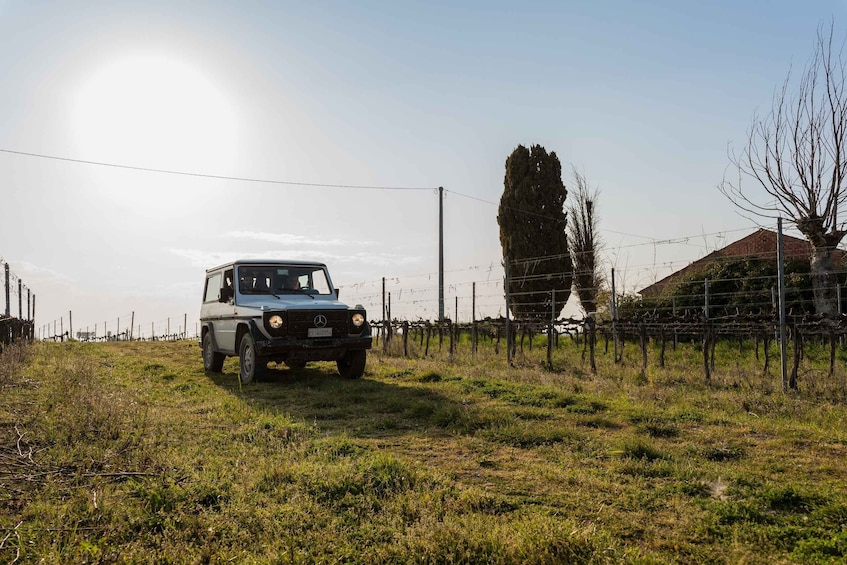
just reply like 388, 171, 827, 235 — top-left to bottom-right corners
223, 231, 374, 247
169, 248, 422, 270
8, 260, 76, 285
168, 249, 236, 268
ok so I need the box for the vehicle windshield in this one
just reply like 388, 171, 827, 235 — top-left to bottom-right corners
238, 265, 333, 296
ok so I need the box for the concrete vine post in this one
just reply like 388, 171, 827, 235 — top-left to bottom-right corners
547, 290, 554, 371
472, 282, 477, 355
611, 268, 621, 363
4, 263, 9, 317
505, 257, 512, 366
777, 217, 789, 391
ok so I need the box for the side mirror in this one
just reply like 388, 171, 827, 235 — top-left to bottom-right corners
335, 288, 341, 299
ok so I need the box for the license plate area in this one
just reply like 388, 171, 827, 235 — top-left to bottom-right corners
308, 327, 333, 338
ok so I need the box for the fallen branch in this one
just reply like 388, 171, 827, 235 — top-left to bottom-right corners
13, 426, 32, 464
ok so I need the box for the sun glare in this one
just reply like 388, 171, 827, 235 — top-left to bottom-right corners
72, 53, 239, 172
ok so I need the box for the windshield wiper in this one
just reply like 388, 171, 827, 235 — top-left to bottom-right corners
280, 288, 315, 299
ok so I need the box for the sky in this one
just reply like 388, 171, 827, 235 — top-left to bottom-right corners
1, 0, 846, 338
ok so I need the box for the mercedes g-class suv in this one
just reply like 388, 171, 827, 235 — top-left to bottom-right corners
200, 259, 371, 383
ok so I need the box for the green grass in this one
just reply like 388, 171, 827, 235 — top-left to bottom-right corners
0, 337, 846, 563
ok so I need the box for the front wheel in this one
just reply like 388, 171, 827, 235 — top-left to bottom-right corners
203, 333, 225, 372
337, 350, 366, 379
239, 333, 266, 384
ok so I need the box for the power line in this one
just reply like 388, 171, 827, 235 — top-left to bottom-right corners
447, 187, 761, 250
4, 147, 768, 252
0, 148, 435, 191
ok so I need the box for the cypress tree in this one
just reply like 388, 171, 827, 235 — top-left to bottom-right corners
498, 144, 572, 321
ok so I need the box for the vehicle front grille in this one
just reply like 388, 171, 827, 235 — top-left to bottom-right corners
287, 310, 349, 338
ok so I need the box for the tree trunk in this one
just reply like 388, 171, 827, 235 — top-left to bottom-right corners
810, 245, 840, 317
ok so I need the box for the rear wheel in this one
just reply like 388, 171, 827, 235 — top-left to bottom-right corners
337, 350, 366, 379
202, 333, 225, 372
239, 333, 266, 384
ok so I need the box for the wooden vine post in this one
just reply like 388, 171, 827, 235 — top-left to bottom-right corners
403, 321, 409, 357
789, 320, 800, 390
448, 320, 454, 361
587, 314, 596, 374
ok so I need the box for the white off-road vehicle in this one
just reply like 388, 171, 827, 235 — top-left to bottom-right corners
200, 260, 371, 383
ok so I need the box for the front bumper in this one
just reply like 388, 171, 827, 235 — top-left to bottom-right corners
253, 334, 372, 361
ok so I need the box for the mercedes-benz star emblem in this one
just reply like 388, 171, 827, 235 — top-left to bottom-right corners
314, 314, 328, 328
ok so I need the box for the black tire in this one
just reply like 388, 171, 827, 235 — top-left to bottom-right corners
286, 360, 307, 370
337, 350, 366, 379
239, 333, 266, 384
203, 332, 225, 372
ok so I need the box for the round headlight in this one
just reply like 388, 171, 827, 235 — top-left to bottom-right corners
351, 313, 365, 327
269, 315, 284, 329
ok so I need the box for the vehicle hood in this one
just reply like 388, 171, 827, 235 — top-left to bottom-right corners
236, 295, 355, 311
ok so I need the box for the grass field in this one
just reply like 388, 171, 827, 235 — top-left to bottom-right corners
1, 337, 846, 563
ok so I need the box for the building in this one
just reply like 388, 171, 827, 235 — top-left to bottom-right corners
639, 228, 846, 298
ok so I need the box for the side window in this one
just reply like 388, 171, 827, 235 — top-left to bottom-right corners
204, 273, 222, 303
310, 269, 332, 295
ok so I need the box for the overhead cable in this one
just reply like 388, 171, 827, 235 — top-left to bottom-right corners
0, 148, 435, 191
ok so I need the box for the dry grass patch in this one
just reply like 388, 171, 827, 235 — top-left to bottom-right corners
0, 339, 846, 563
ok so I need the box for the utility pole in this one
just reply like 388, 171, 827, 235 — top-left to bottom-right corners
438, 186, 445, 322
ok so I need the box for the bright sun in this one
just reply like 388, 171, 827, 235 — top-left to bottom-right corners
72, 52, 239, 172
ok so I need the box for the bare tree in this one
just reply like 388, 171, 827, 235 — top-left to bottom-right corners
568, 168, 604, 315
720, 23, 847, 316
568, 169, 604, 373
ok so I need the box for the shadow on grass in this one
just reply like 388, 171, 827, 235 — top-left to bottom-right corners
204, 362, 490, 439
